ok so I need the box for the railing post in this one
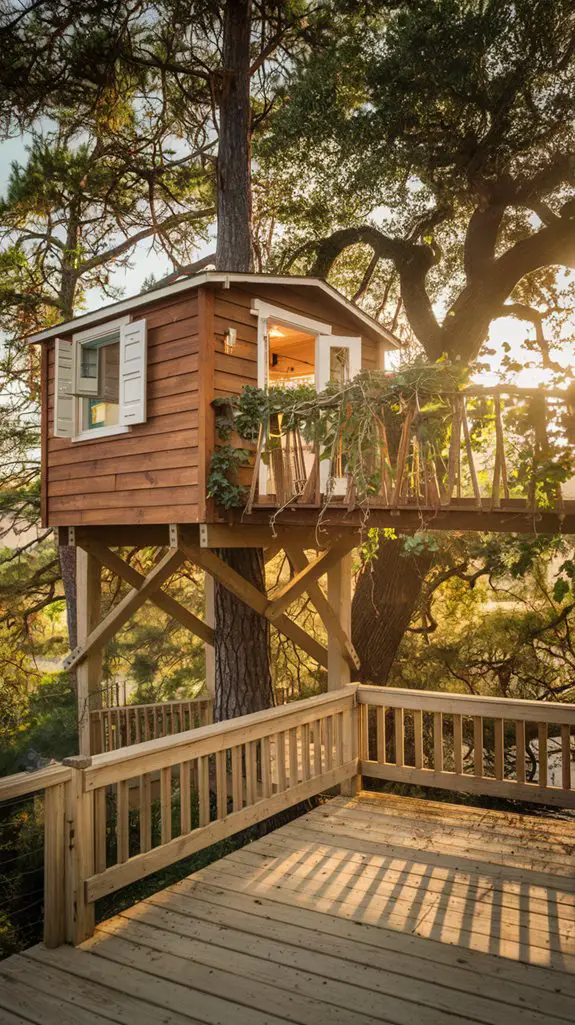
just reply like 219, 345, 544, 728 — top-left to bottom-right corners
327, 553, 352, 691
341, 685, 361, 797
63, 755, 95, 946
43, 783, 66, 948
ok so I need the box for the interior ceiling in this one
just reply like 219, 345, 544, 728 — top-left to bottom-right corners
269, 323, 315, 375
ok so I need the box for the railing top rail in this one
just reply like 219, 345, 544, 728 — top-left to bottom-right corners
357, 684, 575, 724
84, 687, 356, 791
0, 763, 72, 802
93, 695, 212, 714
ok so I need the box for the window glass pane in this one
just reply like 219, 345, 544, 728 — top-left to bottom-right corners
268, 321, 315, 388
81, 337, 120, 430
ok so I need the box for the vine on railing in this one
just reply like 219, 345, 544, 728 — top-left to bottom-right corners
208, 363, 575, 522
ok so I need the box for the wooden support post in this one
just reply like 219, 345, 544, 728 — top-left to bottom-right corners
63, 757, 94, 945
76, 548, 101, 756
43, 783, 66, 948
327, 552, 352, 691
285, 546, 360, 672
341, 687, 360, 798
204, 572, 215, 702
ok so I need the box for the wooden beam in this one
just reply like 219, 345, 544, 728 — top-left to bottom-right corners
179, 537, 328, 669
76, 548, 101, 756
79, 540, 214, 646
65, 549, 186, 672
199, 523, 336, 550
62, 525, 202, 548
266, 541, 355, 621
285, 546, 360, 671
327, 553, 353, 690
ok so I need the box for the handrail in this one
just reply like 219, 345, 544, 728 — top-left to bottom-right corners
0, 762, 72, 801
358, 684, 575, 809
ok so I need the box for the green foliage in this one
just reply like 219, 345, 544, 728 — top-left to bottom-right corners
206, 445, 251, 509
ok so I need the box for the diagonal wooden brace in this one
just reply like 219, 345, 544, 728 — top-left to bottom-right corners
179, 538, 328, 669
285, 546, 361, 671
64, 549, 186, 671
265, 540, 356, 621
79, 540, 214, 646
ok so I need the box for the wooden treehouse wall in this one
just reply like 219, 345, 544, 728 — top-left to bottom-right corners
43, 291, 202, 526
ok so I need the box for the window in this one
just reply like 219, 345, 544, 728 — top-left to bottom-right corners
54, 318, 147, 440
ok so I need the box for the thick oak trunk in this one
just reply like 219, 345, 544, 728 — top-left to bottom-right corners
214, 548, 274, 719
352, 540, 433, 684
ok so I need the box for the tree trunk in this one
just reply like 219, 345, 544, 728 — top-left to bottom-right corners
215, 0, 254, 272
352, 540, 433, 684
214, 548, 274, 719
213, 0, 273, 720
59, 543, 77, 658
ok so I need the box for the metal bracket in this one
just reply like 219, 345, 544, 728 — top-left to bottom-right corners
63, 646, 82, 669
199, 524, 209, 548
168, 523, 179, 548
68, 526, 76, 546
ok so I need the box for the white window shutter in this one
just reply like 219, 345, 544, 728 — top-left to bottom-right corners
119, 319, 147, 425
54, 338, 75, 438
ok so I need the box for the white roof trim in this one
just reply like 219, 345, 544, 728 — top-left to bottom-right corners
28, 272, 400, 347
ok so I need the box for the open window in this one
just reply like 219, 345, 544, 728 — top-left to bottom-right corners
54, 318, 147, 440
252, 300, 362, 497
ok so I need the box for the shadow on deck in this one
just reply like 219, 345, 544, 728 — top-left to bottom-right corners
1, 792, 575, 1025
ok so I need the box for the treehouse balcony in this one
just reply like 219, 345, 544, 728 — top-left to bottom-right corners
233, 382, 575, 538
1, 685, 575, 1025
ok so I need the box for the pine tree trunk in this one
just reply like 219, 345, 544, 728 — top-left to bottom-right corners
213, 0, 273, 720
214, 548, 274, 719
351, 540, 433, 684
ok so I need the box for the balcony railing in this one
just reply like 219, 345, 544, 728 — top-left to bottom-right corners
249, 385, 574, 514
1, 684, 573, 950
89, 697, 213, 754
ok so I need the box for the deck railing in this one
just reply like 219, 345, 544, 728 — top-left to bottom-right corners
252, 386, 575, 512
89, 697, 213, 754
2, 683, 574, 952
358, 685, 575, 808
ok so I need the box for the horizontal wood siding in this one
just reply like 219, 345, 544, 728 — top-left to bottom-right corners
45, 294, 200, 526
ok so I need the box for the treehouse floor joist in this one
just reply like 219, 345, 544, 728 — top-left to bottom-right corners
2, 792, 575, 1025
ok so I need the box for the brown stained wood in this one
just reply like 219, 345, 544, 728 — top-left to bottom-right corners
494, 720, 505, 781
197, 286, 215, 521
561, 724, 571, 791
538, 723, 548, 788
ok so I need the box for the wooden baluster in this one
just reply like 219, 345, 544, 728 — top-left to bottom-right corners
444, 398, 462, 505
160, 766, 172, 843
162, 706, 168, 737
492, 396, 509, 507
276, 731, 287, 791
116, 780, 129, 863
139, 774, 152, 853
395, 709, 405, 767
494, 719, 504, 780
453, 714, 463, 774
474, 716, 484, 776
144, 708, 150, 741
289, 727, 299, 785
197, 755, 210, 826
134, 709, 141, 745
561, 724, 571, 791
391, 399, 416, 507
325, 717, 334, 771
376, 416, 393, 503
358, 703, 369, 761
433, 712, 443, 771
246, 423, 265, 514
231, 746, 243, 811
261, 736, 273, 797
180, 760, 191, 834
413, 709, 423, 769
515, 720, 526, 783
334, 714, 344, 767
98, 712, 105, 755
245, 743, 257, 806
216, 750, 228, 818
313, 720, 322, 776
538, 723, 548, 787
461, 398, 482, 508
43, 783, 66, 948
301, 723, 311, 780
376, 706, 386, 764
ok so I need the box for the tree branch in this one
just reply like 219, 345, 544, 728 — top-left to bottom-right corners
78, 207, 215, 274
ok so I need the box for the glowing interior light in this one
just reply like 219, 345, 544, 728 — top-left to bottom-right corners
269, 326, 286, 338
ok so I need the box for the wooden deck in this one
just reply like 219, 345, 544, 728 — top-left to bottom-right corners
1, 792, 575, 1025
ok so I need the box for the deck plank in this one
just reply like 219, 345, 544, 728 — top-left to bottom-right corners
1, 792, 575, 1025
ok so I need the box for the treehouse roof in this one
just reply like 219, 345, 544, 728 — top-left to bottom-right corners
28, 271, 400, 348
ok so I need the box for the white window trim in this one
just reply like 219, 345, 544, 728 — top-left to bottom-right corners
71, 316, 131, 442
250, 300, 332, 391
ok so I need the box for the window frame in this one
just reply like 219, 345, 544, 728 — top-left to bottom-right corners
71, 317, 131, 443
